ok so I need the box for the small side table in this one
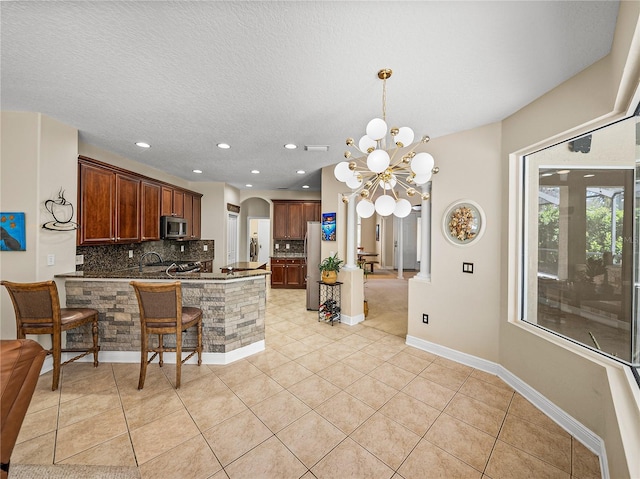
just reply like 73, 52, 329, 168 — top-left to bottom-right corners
318, 281, 342, 325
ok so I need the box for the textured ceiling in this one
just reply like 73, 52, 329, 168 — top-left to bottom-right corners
1, 1, 619, 191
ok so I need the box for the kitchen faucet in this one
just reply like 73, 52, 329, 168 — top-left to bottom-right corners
139, 251, 163, 271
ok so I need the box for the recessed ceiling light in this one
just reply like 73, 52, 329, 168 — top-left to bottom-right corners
302, 185, 310, 189
557, 169, 570, 175
540, 172, 553, 177
296, 170, 305, 175
217, 143, 231, 149
284, 144, 297, 149
245, 184, 253, 188
584, 173, 595, 178
193, 169, 203, 174
251, 170, 260, 174
135, 142, 151, 148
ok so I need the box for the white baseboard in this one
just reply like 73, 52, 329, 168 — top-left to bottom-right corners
340, 313, 365, 326
49, 340, 266, 371
405, 335, 609, 479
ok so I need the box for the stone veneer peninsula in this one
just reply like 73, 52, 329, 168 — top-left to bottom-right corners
56, 267, 269, 364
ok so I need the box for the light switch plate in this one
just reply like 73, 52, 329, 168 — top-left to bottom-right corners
203, 245, 208, 251
129, 250, 133, 258
47, 254, 55, 266
75, 254, 84, 265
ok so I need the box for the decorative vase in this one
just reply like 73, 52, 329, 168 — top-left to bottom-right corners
322, 270, 338, 284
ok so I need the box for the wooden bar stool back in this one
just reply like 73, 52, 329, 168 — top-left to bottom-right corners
1, 280, 99, 391
130, 281, 202, 389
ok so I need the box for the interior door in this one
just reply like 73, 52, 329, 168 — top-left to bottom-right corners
227, 213, 238, 265
257, 219, 270, 264
394, 212, 419, 270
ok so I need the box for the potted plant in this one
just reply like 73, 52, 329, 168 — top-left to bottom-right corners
319, 253, 343, 284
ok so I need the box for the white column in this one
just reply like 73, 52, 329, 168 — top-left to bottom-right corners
344, 194, 358, 270
397, 217, 404, 279
416, 182, 432, 280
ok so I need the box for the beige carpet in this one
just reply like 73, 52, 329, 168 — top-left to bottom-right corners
8, 464, 140, 479
362, 269, 416, 337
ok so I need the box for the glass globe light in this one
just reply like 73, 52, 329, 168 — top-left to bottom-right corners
366, 118, 387, 141
410, 152, 435, 175
367, 149, 390, 173
413, 171, 433, 185
334, 161, 352, 182
375, 195, 396, 216
356, 199, 375, 218
394, 127, 414, 147
394, 198, 412, 218
359, 135, 376, 153
346, 173, 363, 189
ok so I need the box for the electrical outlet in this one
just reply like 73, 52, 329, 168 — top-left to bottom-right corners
47, 254, 55, 266
275, 244, 279, 249
75, 254, 84, 265
129, 250, 133, 258
422, 313, 429, 324
462, 262, 474, 274
286, 244, 290, 249
180, 245, 185, 252
203, 244, 208, 251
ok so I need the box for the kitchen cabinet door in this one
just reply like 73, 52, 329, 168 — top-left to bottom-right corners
273, 202, 289, 239
191, 195, 201, 239
303, 201, 321, 224
114, 173, 141, 243
287, 202, 304, 240
78, 162, 115, 245
183, 193, 193, 237
270, 259, 286, 286
141, 181, 161, 241
286, 261, 304, 286
172, 190, 185, 217
161, 186, 174, 216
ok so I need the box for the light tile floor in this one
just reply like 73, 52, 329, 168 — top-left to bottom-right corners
12, 288, 602, 478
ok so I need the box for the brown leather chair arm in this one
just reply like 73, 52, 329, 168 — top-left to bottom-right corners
1, 339, 46, 479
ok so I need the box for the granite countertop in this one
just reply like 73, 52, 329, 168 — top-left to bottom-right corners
56, 267, 270, 281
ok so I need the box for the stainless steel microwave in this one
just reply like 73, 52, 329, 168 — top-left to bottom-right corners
161, 216, 188, 239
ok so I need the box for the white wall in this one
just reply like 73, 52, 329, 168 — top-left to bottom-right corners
1, 112, 78, 339
407, 122, 502, 361
497, 3, 640, 477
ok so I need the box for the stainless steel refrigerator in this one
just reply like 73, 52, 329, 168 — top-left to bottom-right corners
305, 221, 321, 310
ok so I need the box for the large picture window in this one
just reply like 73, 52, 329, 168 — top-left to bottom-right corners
523, 114, 639, 367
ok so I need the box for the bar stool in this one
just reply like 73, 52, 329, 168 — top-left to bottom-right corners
1, 280, 99, 391
130, 281, 202, 389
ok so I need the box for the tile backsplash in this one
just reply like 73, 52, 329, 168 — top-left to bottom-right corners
273, 240, 304, 255
76, 239, 214, 272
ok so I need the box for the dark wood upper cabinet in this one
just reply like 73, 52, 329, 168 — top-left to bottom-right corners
114, 173, 141, 243
78, 162, 115, 245
78, 156, 202, 245
191, 195, 201, 239
141, 181, 161, 241
161, 186, 174, 216
273, 200, 320, 240
172, 190, 184, 218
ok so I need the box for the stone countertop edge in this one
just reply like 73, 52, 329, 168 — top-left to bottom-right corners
55, 269, 270, 281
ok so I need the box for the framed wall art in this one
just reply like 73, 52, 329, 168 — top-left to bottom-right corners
1, 212, 26, 251
321, 212, 336, 241
442, 200, 485, 246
